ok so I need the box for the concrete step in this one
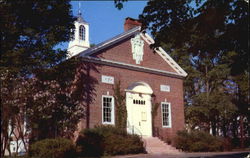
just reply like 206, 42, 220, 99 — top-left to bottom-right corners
143, 137, 182, 154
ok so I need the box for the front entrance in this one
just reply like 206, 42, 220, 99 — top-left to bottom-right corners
126, 82, 153, 137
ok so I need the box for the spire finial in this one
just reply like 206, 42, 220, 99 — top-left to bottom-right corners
76, 2, 86, 23
78, 2, 81, 16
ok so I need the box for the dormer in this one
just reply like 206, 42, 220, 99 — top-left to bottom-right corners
67, 12, 90, 58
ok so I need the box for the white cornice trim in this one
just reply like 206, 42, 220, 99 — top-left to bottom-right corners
157, 47, 187, 76
140, 33, 187, 77
81, 56, 186, 78
68, 45, 89, 50
140, 32, 154, 45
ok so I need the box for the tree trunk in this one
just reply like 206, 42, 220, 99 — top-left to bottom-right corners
13, 132, 20, 155
211, 121, 216, 136
205, 65, 209, 97
1, 135, 8, 157
240, 115, 244, 148
222, 117, 227, 137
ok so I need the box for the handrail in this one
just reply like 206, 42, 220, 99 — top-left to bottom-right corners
127, 121, 147, 150
127, 121, 143, 137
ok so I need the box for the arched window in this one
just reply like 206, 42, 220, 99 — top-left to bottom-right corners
79, 25, 85, 40
70, 29, 75, 41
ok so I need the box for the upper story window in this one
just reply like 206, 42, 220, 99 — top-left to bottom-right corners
161, 102, 172, 128
79, 25, 85, 40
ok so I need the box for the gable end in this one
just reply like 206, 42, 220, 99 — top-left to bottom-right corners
140, 33, 187, 77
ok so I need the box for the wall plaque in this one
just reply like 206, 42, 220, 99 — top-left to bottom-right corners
101, 75, 114, 84
160, 85, 170, 92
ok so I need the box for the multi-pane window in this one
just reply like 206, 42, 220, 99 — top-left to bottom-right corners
133, 99, 145, 105
79, 25, 85, 40
161, 102, 171, 128
102, 96, 114, 124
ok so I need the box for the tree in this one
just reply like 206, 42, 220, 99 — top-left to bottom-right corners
139, 0, 249, 144
1, 57, 98, 155
0, 0, 77, 156
0, 0, 132, 155
0, 0, 75, 75
0, 72, 29, 156
114, 0, 128, 10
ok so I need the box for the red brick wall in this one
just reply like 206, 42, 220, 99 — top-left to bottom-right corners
74, 63, 184, 141
75, 34, 185, 141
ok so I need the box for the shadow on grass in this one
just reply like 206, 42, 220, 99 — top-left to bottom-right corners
188, 151, 249, 158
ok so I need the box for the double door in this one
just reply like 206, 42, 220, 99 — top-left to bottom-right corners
126, 92, 152, 137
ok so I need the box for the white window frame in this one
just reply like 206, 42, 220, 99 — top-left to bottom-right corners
161, 102, 172, 128
79, 25, 85, 40
102, 95, 115, 125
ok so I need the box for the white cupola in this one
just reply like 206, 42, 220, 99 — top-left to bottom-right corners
67, 12, 90, 57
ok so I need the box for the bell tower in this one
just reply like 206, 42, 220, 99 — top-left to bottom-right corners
67, 8, 90, 57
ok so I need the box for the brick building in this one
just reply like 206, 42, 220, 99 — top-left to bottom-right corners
68, 13, 187, 141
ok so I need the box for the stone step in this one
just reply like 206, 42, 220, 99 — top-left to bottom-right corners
143, 137, 182, 154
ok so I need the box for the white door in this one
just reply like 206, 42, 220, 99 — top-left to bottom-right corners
126, 92, 152, 137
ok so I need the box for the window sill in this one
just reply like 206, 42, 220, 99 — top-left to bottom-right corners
102, 122, 115, 125
162, 126, 172, 128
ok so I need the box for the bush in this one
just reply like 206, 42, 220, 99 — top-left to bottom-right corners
230, 137, 250, 149
104, 133, 144, 155
222, 137, 233, 151
29, 138, 76, 158
174, 130, 223, 152
76, 125, 145, 157
75, 129, 105, 157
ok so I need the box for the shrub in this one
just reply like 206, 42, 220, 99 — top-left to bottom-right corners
230, 137, 250, 149
104, 133, 144, 155
29, 138, 76, 158
174, 130, 223, 152
221, 137, 232, 151
75, 129, 104, 157
76, 125, 145, 157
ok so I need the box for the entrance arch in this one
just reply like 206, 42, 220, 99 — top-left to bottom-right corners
126, 82, 153, 137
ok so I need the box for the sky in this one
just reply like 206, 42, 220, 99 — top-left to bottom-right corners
58, 1, 147, 50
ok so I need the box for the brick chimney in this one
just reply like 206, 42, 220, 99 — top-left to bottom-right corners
124, 17, 142, 31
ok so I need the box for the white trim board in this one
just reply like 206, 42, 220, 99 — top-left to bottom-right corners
81, 56, 186, 78
140, 33, 187, 77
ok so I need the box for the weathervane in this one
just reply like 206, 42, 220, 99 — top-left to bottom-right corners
78, 2, 82, 16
